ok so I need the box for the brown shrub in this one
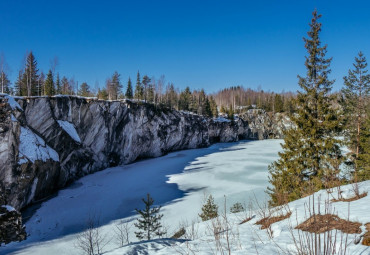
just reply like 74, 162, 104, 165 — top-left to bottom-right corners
331, 192, 367, 203
362, 223, 370, 246
296, 214, 361, 234
255, 212, 292, 229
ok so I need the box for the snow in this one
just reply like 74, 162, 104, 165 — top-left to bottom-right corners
57, 120, 81, 143
18, 126, 59, 164
213, 117, 231, 123
1, 139, 369, 255
0, 94, 22, 111
0, 205, 15, 217
10, 114, 17, 122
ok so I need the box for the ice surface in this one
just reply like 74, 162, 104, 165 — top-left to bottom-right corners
2, 139, 369, 255
18, 126, 59, 164
57, 120, 81, 143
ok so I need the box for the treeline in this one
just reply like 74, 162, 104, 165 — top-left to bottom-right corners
1, 52, 297, 118
212, 86, 296, 114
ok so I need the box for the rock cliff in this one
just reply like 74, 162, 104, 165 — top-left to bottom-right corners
0, 95, 289, 212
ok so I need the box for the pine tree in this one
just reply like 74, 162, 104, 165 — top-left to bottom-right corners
14, 70, 25, 96
342, 52, 370, 181
78, 82, 91, 97
22, 51, 39, 96
125, 77, 133, 99
134, 193, 165, 240
134, 71, 143, 100
268, 10, 342, 206
44, 70, 54, 96
108, 71, 122, 100
61, 76, 72, 95
199, 195, 218, 221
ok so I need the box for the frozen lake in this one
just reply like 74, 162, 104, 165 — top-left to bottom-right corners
1, 139, 283, 255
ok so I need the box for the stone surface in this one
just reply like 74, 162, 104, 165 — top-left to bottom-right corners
0, 205, 26, 245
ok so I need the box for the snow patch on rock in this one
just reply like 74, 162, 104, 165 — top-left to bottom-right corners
18, 126, 59, 164
57, 120, 81, 143
0, 94, 23, 111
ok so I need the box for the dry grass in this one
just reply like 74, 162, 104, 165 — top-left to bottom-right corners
331, 192, 367, 203
239, 217, 252, 225
296, 214, 362, 234
255, 212, 292, 230
362, 223, 370, 246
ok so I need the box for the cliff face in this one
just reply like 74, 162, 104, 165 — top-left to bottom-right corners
0, 95, 289, 211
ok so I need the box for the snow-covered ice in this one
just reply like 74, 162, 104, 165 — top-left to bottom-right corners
1, 139, 369, 255
57, 120, 81, 143
18, 126, 59, 164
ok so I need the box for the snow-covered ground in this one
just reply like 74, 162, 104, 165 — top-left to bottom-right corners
1, 139, 282, 255
2, 139, 369, 254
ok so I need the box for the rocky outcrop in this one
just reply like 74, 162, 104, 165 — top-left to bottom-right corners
0, 95, 290, 212
0, 205, 26, 245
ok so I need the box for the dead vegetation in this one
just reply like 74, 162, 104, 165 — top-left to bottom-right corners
239, 217, 252, 225
295, 214, 362, 234
331, 192, 367, 203
362, 223, 370, 246
255, 211, 292, 229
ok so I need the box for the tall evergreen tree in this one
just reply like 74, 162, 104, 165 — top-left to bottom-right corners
78, 82, 91, 97
14, 70, 25, 96
125, 77, 133, 99
179, 86, 192, 111
134, 71, 143, 100
22, 51, 39, 96
134, 194, 165, 240
209, 96, 218, 117
61, 76, 72, 95
44, 70, 54, 96
342, 52, 370, 181
268, 10, 342, 206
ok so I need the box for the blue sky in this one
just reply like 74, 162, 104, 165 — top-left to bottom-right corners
1, 0, 370, 93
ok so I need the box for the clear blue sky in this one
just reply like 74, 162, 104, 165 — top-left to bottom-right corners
1, 0, 370, 93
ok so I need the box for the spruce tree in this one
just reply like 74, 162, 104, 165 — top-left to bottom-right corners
342, 52, 370, 181
134, 193, 165, 240
268, 10, 342, 206
125, 77, 133, 99
44, 70, 54, 96
109, 71, 122, 100
22, 51, 39, 96
179, 86, 192, 111
274, 94, 284, 113
14, 70, 25, 96
134, 71, 143, 100
209, 96, 218, 117
199, 195, 218, 221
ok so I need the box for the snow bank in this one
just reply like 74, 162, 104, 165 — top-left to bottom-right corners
18, 127, 59, 164
57, 120, 81, 143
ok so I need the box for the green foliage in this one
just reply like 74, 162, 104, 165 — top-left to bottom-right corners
78, 82, 91, 97
134, 193, 165, 240
342, 52, 370, 181
134, 71, 144, 100
55, 73, 61, 95
125, 77, 133, 99
274, 94, 284, 113
179, 86, 192, 111
44, 70, 54, 96
268, 10, 343, 206
22, 52, 39, 96
97, 88, 108, 100
230, 202, 244, 213
199, 195, 218, 221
